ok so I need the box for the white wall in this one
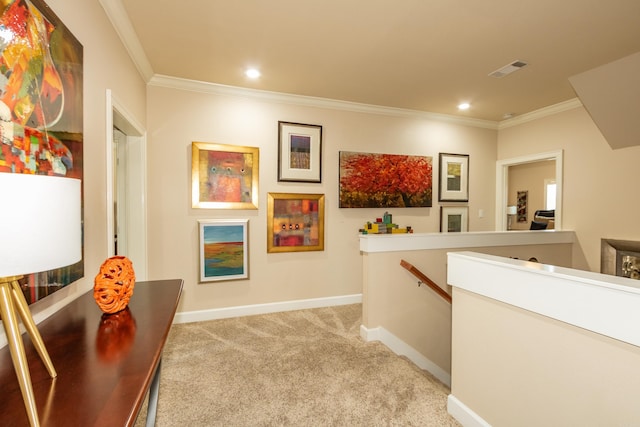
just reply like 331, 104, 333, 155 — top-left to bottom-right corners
498, 106, 640, 271
145, 83, 498, 313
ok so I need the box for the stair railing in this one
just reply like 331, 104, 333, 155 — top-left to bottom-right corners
400, 259, 452, 304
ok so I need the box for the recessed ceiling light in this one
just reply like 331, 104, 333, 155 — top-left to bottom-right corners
458, 102, 470, 111
245, 68, 261, 79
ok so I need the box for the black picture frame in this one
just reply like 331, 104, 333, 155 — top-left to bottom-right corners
438, 153, 469, 202
277, 121, 322, 183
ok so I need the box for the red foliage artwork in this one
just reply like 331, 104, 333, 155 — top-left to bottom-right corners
339, 151, 432, 208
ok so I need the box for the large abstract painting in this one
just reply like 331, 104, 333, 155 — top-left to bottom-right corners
339, 151, 433, 208
0, 0, 84, 303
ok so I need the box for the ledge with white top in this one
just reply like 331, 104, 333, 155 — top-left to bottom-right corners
446, 251, 640, 426
359, 230, 575, 253
447, 251, 640, 347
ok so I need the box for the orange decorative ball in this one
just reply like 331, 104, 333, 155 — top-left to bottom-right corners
93, 256, 136, 314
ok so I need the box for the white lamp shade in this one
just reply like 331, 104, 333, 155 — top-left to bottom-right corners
0, 173, 81, 277
506, 205, 517, 215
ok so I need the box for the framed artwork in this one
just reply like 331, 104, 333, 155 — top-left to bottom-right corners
278, 121, 322, 182
439, 153, 469, 202
0, 0, 84, 304
517, 190, 528, 222
440, 206, 468, 233
339, 151, 433, 208
267, 193, 325, 253
198, 219, 249, 282
191, 142, 259, 209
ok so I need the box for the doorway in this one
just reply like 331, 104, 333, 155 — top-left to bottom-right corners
106, 90, 148, 280
495, 150, 563, 231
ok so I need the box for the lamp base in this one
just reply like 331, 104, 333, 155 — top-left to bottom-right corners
0, 276, 57, 427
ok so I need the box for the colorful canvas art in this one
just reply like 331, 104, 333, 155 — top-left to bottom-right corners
273, 199, 319, 247
289, 134, 311, 169
0, 0, 84, 303
339, 151, 433, 208
199, 220, 249, 282
192, 142, 259, 209
267, 193, 325, 253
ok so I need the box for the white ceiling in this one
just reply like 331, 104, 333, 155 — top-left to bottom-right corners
108, 0, 640, 123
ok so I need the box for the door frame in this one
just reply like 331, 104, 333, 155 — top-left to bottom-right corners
105, 89, 148, 280
495, 150, 563, 231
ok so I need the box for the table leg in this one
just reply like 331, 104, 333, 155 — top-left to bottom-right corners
0, 282, 40, 427
145, 358, 162, 427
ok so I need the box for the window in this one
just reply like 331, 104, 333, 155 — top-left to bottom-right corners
545, 179, 556, 210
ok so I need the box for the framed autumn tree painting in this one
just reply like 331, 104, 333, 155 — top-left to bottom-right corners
339, 151, 433, 208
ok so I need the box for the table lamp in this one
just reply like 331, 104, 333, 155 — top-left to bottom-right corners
506, 205, 517, 230
0, 173, 81, 427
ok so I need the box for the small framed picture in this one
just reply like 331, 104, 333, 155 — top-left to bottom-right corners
278, 121, 322, 183
191, 142, 259, 209
198, 219, 249, 282
440, 206, 468, 233
439, 153, 469, 202
517, 190, 528, 223
267, 193, 325, 253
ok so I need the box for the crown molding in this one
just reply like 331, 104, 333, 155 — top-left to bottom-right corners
498, 98, 583, 130
149, 74, 499, 130
103, 0, 579, 131
99, 0, 154, 82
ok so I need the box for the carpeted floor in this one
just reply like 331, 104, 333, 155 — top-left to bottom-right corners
136, 304, 460, 426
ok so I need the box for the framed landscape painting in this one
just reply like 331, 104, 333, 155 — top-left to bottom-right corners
198, 219, 249, 282
192, 142, 259, 209
339, 151, 432, 208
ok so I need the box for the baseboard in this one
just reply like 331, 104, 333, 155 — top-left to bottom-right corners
447, 394, 492, 427
174, 293, 363, 324
359, 325, 451, 387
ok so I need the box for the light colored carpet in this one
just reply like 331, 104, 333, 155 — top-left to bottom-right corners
136, 304, 460, 426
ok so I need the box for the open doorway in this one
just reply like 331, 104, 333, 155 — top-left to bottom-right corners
106, 90, 148, 280
495, 150, 563, 231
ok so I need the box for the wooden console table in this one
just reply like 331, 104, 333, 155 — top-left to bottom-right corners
0, 279, 183, 426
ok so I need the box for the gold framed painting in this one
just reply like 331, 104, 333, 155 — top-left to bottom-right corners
267, 193, 325, 253
191, 142, 259, 209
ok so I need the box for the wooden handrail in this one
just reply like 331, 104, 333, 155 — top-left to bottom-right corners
400, 259, 452, 304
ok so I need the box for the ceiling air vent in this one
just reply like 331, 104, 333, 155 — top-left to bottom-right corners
489, 60, 528, 78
